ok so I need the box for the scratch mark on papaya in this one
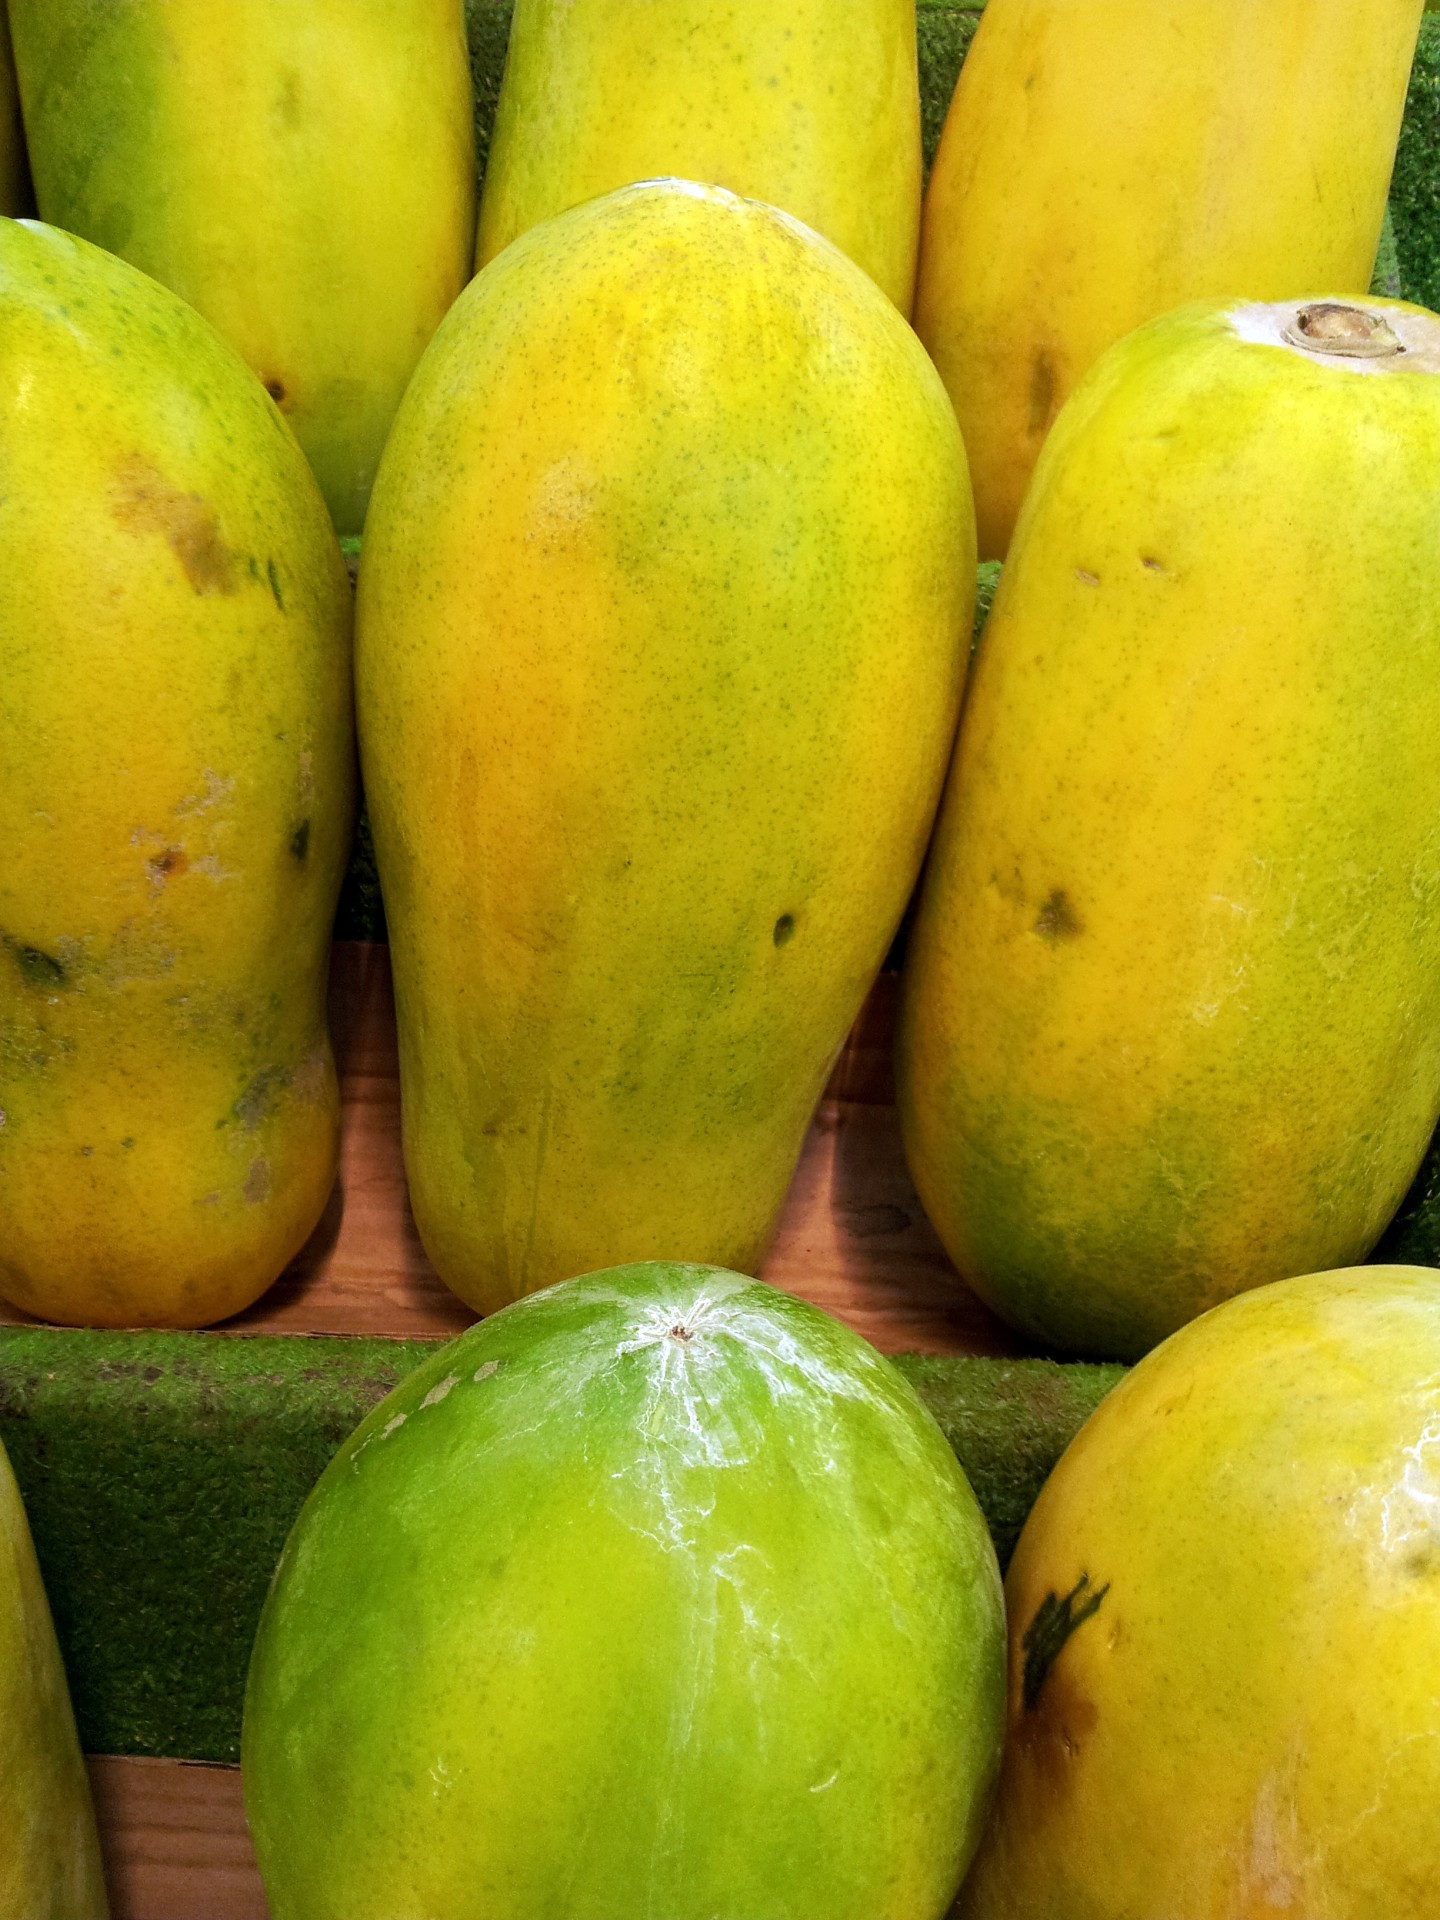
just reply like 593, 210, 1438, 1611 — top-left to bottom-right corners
1022, 1573, 1110, 1711
112, 459, 237, 596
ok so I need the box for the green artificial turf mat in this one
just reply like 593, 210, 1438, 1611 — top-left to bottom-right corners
0, 1326, 1119, 1763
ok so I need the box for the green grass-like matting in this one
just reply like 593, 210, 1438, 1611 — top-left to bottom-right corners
0, 1327, 1122, 1764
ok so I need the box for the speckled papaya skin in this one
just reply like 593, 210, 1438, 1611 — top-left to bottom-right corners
358, 181, 973, 1316
899, 297, 1440, 1362
960, 1267, 1440, 1918
0, 1436, 107, 1920
243, 1263, 1005, 1920
0, 221, 353, 1329
916, 0, 1422, 557
10, 0, 475, 536
477, 0, 921, 310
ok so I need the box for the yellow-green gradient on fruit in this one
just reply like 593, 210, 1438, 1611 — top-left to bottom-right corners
477, 0, 921, 310
961, 1267, 1440, 1918
359, 180, 973, 1316
0, 1437, 107, 1920
243, 1264, 1006, 1920
916, 0, 1422, 558
9, 0, 475, 537
898, 296, 1440, 1362
0, 220, 353, 1329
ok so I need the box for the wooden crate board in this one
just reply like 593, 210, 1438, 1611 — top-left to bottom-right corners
88, 1758, 265, 1920
3, 941, 1019, 1358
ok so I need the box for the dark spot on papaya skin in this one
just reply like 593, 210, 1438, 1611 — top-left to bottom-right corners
267, 558, 285, 611
112, 460, 237, 596
1075, 568, 1100, 588
232, 1064, 292, 1132
5, 938, 67, 990
668, 1324, 692, 1343
290, 819, 310, 861
1035, 889, 1082, 941
148, 848, 187, 884
773, 913, 796, 947
1028, 350, 1057, 436
121, 1138, 135, 1151
1022, 1573, 1110, 1712
244, 1157, 272, 1204
264, 378, 287, 407
1141, 556, 1166, 573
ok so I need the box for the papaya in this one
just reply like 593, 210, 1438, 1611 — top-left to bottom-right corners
357, 179, 973, 1316
0, 219, 353, 1329
0, 1436, 107, 1919
9, 0, 475, 537
243, 1261, 1006, 1920
898, 296, 1440, 1362
961, 1266, 1440, 1918
477, 0, 921, 310
915, 0, 1422, 558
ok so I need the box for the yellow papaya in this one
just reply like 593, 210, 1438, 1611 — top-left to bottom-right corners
961, 1267, 1440, 1918
0, 220, 353, 1329
916, 0, 1422, 558
358, 180, 972, 1316
898, 296, 1440, 1362
477, 0, 921, 311
0, 1438, 107, 1920
9, 0, 475, 537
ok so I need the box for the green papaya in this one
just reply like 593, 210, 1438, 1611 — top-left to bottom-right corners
899, 296, 1440, 1361
243, 1262, 1005, 1920
0, 219, 353, 1328
1, 1435, 107, 1919
10, 0, 475, 536
477, 0, 922, 310
357, 179, 973, 1315
0, 6, 30, 218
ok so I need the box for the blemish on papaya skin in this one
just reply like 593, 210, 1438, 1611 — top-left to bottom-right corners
1035, 889, 1082, 940
1075, 568, 1100, 587
232, 1063, 292, 1131
1141, 556, 1166, 574
5, 937, 68, 991
1028, 350, 1057, 436
773, 912, 796, 947
1022, 1573, 1111, 1712
290, 819, 310, 861
112, 459, 237, 596
267, 558, 285, 611
264, 377, 288, 407
147, 847, 188, 889
244, 1157, 272, 1204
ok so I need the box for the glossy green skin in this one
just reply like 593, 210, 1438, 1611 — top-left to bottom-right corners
10, 0, 475, 535
358, 180, 973, 1315
243, 1263, 1006, 1920
0, 219, 353, 1328
0, 1440, 107, 1919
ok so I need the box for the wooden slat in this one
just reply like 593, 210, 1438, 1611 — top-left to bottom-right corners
2, 942, 1017, 1356
87, 1757, 266, 1920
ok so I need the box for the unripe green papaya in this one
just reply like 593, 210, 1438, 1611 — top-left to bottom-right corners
0, 220, 353, 1329
961, 1267, 1440, 1917
9, 0, 475, 536
1, 1436, 107, 1920
916, 0, 1422, 558
243, 1263, 1006, 1920
0, 7, 30, 219
358, 179, 973, 1316
477, 0, 921, 310
898, 296, 1440, 1362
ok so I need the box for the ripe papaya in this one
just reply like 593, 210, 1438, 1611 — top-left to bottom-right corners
916, 0, 1422, 558
0, 1436, 107, 1919
477, 0, 921, 310
358, 179, 972, 1316
243, 1262, 1006, 1920
9, 0, 475, 536
961, 1267, 1440, 1918
898, 296, 1440, 1361
0, 220, 353, 1329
